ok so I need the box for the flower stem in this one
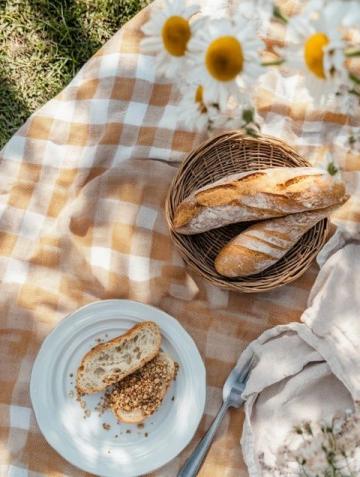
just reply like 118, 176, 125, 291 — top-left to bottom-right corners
345, 49, 360, 58
261, 59, 284, 67
349, 73, 360, 85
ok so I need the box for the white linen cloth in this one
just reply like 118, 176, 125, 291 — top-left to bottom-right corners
240, 232, 360, 475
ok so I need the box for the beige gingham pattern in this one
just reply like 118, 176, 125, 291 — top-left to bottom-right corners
1, 2, 360, 476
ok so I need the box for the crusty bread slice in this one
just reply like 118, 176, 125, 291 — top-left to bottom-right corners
107, 352, 176, 424
76, 321, 161, 394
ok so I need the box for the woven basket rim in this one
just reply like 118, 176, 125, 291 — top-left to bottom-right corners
165, 131, 329, 293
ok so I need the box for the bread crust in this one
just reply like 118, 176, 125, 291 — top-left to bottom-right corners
215, 207, 339, 277
76, 321, 161, 394
172, 168, 347, 235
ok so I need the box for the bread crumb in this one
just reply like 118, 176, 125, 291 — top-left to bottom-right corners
107, 356, 174, 418
126, 429, 131, 434
115, 434, 118, 438
102, 423, 111, 430
84, 409, 91, 417
171, 396, 175, 401
174, 362, 180, 380
68, 390, 74, 398
80, 400, 86, 409
145, 432, 148, 437
95, 395, 109, 416
137, 423, 144, 429
76, 388, 85, 400
69, 373, 73, 378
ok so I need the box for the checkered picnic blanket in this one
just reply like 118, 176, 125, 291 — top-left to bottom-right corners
1, 1, 360, 476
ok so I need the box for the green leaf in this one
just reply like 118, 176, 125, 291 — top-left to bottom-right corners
349, 88, 360, 97
242, 109, 254, 124
349, 73, 360, 85
273, 5, 288, 24
327, 162, 338, 176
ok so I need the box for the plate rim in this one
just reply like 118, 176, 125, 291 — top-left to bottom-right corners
30, 299, 206, 477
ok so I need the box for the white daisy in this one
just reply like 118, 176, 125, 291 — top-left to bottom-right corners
333, 83, 360, 116
210, 96, 258, 131
284, 4, 348, 105
201, 0, 228, 18
177, 84, 212, 132
141, 0, 201, 79
303, 0, 360, 28
235, 0, 274, 37
341, 1, 360, 28
187, 17, 264, 111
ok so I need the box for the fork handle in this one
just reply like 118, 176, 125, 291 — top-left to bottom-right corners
177, 400, 230, 477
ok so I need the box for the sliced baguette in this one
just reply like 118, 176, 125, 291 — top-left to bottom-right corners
76, 321, 161, 394
215, 208, 337, 277
107, 352, 175, 424
173, 167, 347, 235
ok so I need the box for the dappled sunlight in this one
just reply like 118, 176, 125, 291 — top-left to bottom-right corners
58, 394, 133, 468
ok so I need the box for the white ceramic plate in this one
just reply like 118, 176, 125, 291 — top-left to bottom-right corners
30, 299, 206, 477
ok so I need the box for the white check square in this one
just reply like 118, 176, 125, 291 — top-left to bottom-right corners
91, 246, 112, 270
136, 54, 156, 82
19, 211, 46, 240
99, 53, 121, 78
10, 405, 31, 431
128, 255, 151, 281
2, 136, 26, 162
136, 206, 158, 230
8, 466, 28, 477
89, 99, 111, 124
124, 102, 148, 126
3, 258, 28, 285
158, 104, 177, 130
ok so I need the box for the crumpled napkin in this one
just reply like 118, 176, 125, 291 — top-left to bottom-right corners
239, 232, 360, 476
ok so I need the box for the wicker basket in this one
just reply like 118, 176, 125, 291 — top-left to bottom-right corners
165, 131, 329, 293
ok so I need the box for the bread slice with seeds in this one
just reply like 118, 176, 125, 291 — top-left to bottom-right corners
76, 321, 161, 394
106, 352, 176, 424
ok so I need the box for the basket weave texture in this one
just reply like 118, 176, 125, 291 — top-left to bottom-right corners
165, 131, 329, 293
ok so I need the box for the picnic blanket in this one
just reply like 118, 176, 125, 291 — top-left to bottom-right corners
1, 1, 360, 476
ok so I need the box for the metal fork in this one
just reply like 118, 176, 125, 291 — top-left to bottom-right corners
177, 353, 256, 477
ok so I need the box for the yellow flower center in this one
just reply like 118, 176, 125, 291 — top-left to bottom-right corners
205, 36, 244, 82
195, 85, 207, 113
161, 16, 191, 57
195, 85, 203, 103
304, 32, 329, 79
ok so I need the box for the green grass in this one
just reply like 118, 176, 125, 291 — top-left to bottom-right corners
0, 0, 150, 148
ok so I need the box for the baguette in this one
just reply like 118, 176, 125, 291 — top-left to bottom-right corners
173, 167, 347, 235
215, 208, 337, 277
76, 321, 161, 394
106, 352, 175, 424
